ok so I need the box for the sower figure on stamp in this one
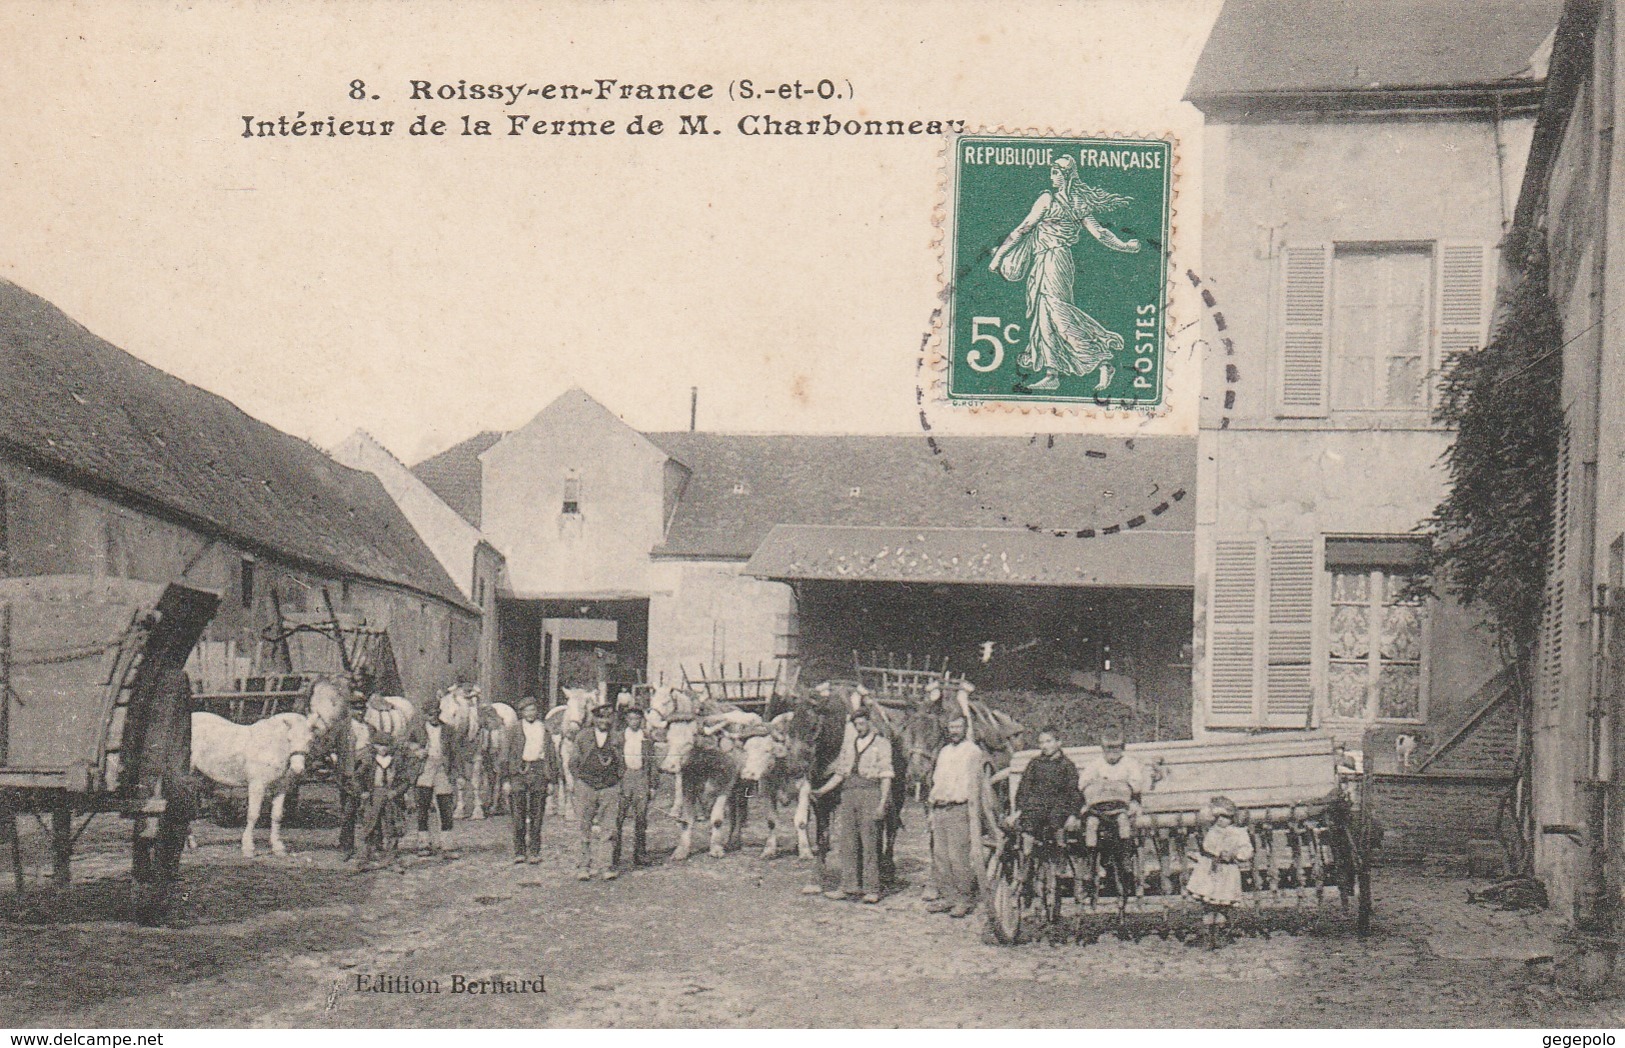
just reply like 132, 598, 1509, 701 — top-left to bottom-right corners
987, 152, 1141, 393
612, 706, 656, 871
507, 698, 559, 865
926, 687, 986, 918
407, 696, 461, 860
811, 706, 893, 904
571, 703, 625, 881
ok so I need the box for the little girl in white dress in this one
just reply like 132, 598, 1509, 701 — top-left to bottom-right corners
1185, 795, 1253, 948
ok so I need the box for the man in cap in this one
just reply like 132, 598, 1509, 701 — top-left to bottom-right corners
611, 706, 657, 870
336, 687, 372, 861
506, 697, 559, 864
926, 682, 985, 917
406, 696, 461, 859
811, 705, 893, 903
570, 702, 626, 880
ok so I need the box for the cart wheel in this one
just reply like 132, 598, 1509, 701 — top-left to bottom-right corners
989, 856, 1027, 946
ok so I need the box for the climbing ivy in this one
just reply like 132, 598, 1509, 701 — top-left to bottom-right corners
1421, 242, 1563, 668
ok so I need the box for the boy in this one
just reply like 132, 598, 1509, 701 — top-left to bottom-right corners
1077, 729, 1151, 847
1011, 726, 1083, 845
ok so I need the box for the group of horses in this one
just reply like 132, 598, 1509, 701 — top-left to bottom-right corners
186, 674, 1026, 896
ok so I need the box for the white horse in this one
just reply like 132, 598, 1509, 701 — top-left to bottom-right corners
544, 687, 597, 821
364, 694, 417, 739
436, 683, 487, 819
191, 711, 317, 857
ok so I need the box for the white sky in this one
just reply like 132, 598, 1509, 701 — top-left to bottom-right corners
0, 0, 1221, 464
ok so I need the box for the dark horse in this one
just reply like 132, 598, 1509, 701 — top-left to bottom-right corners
780, 684, 909, 893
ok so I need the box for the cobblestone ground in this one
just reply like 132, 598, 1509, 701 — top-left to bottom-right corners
0, 786, 1615, 1028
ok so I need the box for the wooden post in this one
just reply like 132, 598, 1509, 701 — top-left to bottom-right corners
0, 601, 9, 768
547, 630, 561, 709
51, 797, 71, 889
6, 806, 21, 895
321, 587, 354, 677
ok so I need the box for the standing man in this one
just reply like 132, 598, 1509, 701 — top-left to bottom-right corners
811, 706, 893, 904
336, 688, 370, 861
407, 696, 461, 860
507, 698, 559, 864
926, 705, 985, 918
571, 703, 625, 881
612, 706, 656, 871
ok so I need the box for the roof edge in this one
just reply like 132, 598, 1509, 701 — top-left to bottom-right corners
2, 438, 479, 614
1188, 81, 1545, 119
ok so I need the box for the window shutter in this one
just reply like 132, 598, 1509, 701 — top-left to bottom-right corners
1263, 536, 1320, 728
1276, 243, 1332, 417
1208, 538, 1264, 727
1540, 425, 1573, 727
1434, 242, 1492, 403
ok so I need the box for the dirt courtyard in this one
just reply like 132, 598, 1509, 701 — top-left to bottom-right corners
1, 786, 1617, 1028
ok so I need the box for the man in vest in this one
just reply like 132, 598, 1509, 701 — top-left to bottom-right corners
571, 703, 625, 880
407, 696, 461, 860
811, 706, 894, 904
507, 697, 560, 864
612, 706, 657, 871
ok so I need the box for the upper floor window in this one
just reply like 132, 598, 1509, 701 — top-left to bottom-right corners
562, 470, 582, 516
1275, 240, 1489, 419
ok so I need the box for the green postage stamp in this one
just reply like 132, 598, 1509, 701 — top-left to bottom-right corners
944, 134, 1174, 410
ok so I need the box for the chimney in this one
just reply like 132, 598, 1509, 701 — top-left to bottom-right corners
689, 386, 698, 431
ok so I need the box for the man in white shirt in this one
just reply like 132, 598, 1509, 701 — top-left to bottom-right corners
927, 710, 984, 917
612, 707, 656, 870
508, 698, 559, 864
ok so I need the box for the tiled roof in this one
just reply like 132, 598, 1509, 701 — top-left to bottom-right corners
412, 430, 502, 527
744, 526, 1193, 587
0, 279, 471, 609
645, 432, 1193, 559
1185, 0, 1559, 102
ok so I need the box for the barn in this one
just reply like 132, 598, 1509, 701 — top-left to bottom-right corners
0, 279, 487, 703
415, 389, 1196, 737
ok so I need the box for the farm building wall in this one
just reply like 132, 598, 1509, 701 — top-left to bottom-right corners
480, 389, 670, 600
0, 457, 481, 705
646, 558, 794, 691
1366, 772, 1515, 872
1191, 110, 1525, 747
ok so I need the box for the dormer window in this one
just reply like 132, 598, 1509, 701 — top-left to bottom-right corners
732, 482, 748, 495
562, 470, 582, 516
849, 486, 862, 498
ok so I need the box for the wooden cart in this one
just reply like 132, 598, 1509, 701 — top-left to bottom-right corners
989, 734, 1374, 944
0, 575, 219, 923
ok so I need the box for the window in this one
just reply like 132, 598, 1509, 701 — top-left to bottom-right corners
1330, 245, 1431, 410
774, 608, 801, 661
1275, 241, 1488, 417
240, 556, 255, 609
1325, 540, 1427, 724
562, 470, 581, 516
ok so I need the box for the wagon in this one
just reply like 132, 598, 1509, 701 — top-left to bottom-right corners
0, 575, 219, 923
988, 734, 1374, 944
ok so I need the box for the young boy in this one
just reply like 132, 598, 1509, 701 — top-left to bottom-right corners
1011, 727, 1083, 845
1077, 729, 1151, 847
